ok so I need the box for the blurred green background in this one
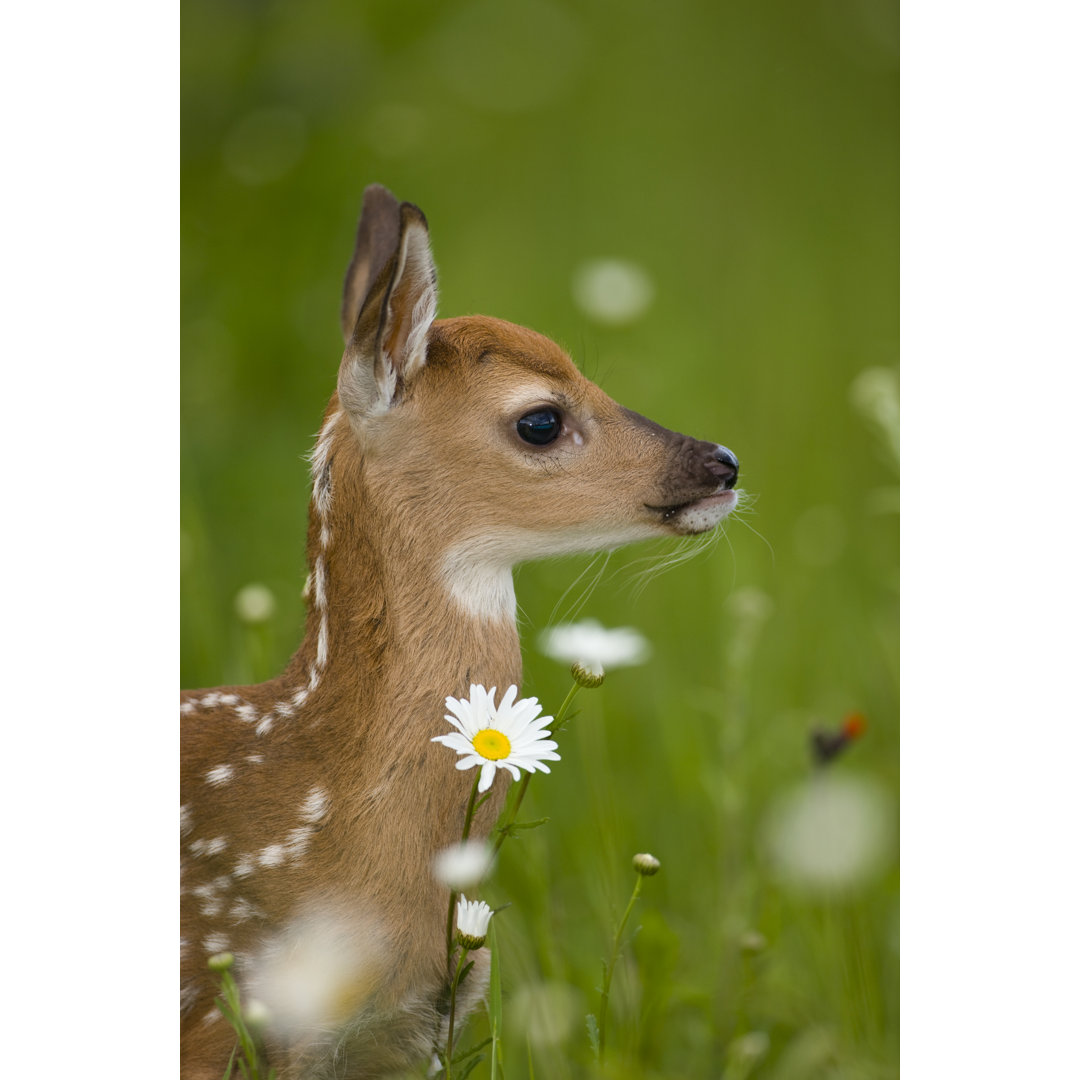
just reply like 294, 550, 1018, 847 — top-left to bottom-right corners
182, 1, 898, 1076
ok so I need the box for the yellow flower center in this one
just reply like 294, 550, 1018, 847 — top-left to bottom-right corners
472, 728, 511, 760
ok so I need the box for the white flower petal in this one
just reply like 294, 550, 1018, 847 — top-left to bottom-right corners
537, 619, 650, 670
434, 685, 561, 787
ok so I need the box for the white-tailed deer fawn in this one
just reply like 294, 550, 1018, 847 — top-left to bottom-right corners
180, 184, 740, 1078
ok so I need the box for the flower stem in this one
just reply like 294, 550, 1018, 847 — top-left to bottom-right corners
596, 874, 644, 1064
444, 946, 470, 1078
491, 681, 581, 857
549, 682, 582, 735
446, 773, 483, 964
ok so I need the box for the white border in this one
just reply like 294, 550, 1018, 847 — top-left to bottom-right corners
3, 1, 177, 1068
905, 2, 1079, 1073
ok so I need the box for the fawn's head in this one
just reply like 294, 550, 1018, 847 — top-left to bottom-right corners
330, 185, 740, 618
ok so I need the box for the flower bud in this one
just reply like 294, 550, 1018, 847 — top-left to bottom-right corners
571, 662, 605, 688
208, 951, 235, 973
455, 897, 493, 951
632, 852, 660, 876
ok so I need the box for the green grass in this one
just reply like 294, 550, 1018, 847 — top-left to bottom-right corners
182, 1, 897, 1075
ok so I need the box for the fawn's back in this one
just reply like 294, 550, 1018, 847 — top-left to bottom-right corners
180, 185, 740, 1078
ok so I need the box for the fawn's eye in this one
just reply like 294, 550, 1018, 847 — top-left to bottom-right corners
516, 408, 562, 446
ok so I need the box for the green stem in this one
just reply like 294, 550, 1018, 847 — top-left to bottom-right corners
490, 681, 581, 857
549, 682, 582, 735
445, 947, 470, 1079
597, 874, 644, 1064
445, 773, 483, 965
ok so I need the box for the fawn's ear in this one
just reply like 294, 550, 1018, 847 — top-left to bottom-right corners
338, 200, 438, 421
340, 184, 402, 342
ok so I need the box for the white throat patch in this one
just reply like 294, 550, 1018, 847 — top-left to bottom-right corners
441, 547, 517, 623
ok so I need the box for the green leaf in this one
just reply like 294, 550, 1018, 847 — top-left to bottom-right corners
497, 817, 551, 840
453, 1036, 492, 1063
457, 1054, 484, 1079
488, 923, 503, 1080
221, 1041, 238, 1080
586, 1014, 600, 1062
510, 817, 550, 830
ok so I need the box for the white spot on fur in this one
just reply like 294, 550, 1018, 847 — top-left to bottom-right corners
320, 524, 331, 548
200, 692, 223, 708
190, 836, 228, 858
180, 981, 200, 1015
246, 754, 264, 765
180, 804, 193, 836
206, 764, 234, 787
317, 619, 329, 670
300, 786, 329, 824
308, 409, 341, 518
180, 701, 195, 715
284, 827, 313, 861
228, 897, 263, 923
234, 855, 256, 879
235, 703, 258, 724
202, 1008, 222, 1026
291, 687, 310, 708
255, 715, 274, 736
204, 933, 229, 954
220, 694, 239, 706
259, 844, 286, 868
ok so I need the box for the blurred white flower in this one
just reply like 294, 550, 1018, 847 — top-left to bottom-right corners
849, 366, 899, 465
235, 583, 276, 624
572, 258, 654, 325
509, 980, 582, 1047
537, 619, 651, 676
247, 912, 386, 1038
763, 774, 895, 893
726, 1030, 770, 1074
243, 998, 271, 1029
432, 840, 494, 891
455, 897, 493, 948
432, 685, 560, 793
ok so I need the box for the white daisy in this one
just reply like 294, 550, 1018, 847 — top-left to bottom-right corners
455, 897, 493, 949
432, 685, 560, 793
536, 619, 651, 676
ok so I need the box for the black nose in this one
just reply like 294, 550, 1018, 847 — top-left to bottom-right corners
710, 445, 739, 490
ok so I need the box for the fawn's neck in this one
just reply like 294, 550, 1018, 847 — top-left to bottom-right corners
290, 405, 523, 751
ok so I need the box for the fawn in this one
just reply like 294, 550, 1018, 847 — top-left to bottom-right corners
180, 184, 740, 1078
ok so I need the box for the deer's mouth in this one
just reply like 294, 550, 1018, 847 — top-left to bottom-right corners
648, 489, 740, 535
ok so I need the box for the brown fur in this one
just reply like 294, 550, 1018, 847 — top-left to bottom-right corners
180, 186, 738, 1078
